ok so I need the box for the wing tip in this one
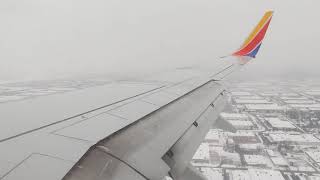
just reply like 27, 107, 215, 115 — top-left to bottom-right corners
231, 10, 274, 59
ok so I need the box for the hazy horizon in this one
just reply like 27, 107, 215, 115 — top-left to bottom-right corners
1, 0, 319, 81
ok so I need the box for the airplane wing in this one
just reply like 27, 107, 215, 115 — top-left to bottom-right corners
0, 11, 273, 180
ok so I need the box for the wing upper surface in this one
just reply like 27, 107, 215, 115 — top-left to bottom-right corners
0, 61, 233, 180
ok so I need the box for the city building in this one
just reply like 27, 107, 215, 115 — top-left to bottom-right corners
243, 155, 270, 167
231, 91, 252, 96
265, 132, 320, 145
210, 146, 242, 167
235, 96, 264, 100
220, 113, 249, 121
286, 155, 316, 172
229, 132, 261, 144
204, 129, 226, 145
192, 143, 210, 165
199, 168, 223, 180
244, 104, 287, 114
233, 99, 273, 105
228, 120, 254, 130
238, 144, 263, 153
305, 151, 320, 167
228, 169, 285, 180
195, 80, 320, 179
284, 99, 316, 104
270, 156, 289, 168
264, 117, 297, 131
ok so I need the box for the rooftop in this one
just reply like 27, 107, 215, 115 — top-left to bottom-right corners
228, 169, 285, 180
193, 143, 210, 160
270, 156, 288, 166
205, 129, 225, 144
290, 104, 320, 109
236, 96, 264, 100
268, 133, 320, 144
231, 92, 252, 96
248, 169, 285, 180
220, 113, 248, 120
280, 96, 308, 100
229, 131, 256, 137
244, 155, 269, 166
284, 100, 316, 104
265, 117, 296, 129
245, 104, 286, 111
305, 151, 320, 163
228, 120, 253, 127
280, 92, 299, 97
234, 99, 272, 104
200, 168, 223, 180
259, 92, 279, 96
230, 132, 260, 144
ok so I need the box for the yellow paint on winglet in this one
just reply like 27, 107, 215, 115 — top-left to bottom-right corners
241, 11, 273, 48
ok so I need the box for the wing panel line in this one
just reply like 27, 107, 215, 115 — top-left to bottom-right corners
0, 86, 165, 143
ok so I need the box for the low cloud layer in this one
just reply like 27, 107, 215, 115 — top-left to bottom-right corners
0, 0, 319, 81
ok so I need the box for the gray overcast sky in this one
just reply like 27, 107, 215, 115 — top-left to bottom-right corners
0, 0, 319, 81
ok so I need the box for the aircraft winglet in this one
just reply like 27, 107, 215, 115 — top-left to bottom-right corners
232, 11, 273, 58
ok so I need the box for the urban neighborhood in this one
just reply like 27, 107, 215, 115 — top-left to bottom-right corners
193, 79, 320, 180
